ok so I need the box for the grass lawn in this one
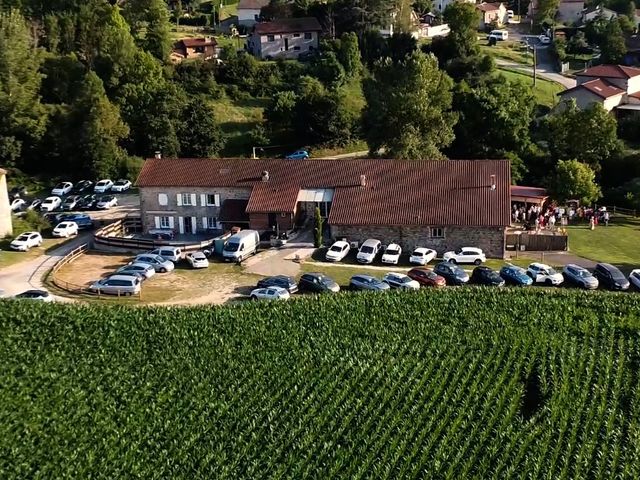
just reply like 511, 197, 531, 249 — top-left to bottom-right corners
210, 96, 268, 157
497, 68, 563, 108
566, 215, 640, 268
0, 238, 69, 269
219, 0, 239, 21
480, 40, 534, 66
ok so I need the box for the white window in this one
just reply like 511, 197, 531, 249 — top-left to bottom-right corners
181, 193, 195, 206
201, 194, 220, 206
158, 193, 168, 206
267, 34, 275, 42
207, 217, 218, 229
431, 227, 445, 239
160, 216, 171, 229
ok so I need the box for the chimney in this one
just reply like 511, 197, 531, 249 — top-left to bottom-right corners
490, 174, 496, 191
154, 151, 162, 159
360, 175, 366, 188
262, 170, 269, 182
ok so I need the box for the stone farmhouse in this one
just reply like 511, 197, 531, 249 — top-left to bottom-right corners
247, 17, 321, 60
135, 158, 511, 258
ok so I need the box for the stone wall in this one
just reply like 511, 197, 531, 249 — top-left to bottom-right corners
330, 225, 506, 258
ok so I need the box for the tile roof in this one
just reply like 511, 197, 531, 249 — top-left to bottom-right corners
577, 64, 640, 79
254, 17, 322, 35
560, 79, 625, 99
477, 3, 501, 12
137, 158, 511, 227
237, 0, 269, 9
178, 37, 217, 48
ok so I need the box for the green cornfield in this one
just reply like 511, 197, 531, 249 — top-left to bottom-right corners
1, 289, 640, 479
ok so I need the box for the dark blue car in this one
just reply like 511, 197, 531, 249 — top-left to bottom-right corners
500, 264, 533, 286
57, 213, 93, 230
433, 262, 469, 286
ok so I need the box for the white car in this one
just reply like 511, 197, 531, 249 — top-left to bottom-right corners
96, 195, 118, 209
186, 251, 209, 269
539, 35, 551, 44
94, 179, 114, 193
27, 199, 42, 210
51, 181, 73, 196
115, 262, 156, 280
527, 262, 564, 286
381, 243, 402, 264
13, 289, 53, 302
629, 269, 640, 290
383, 272, 420, 290
409, 247, 437, 265
10, 232, 43, 251
442, 247, 486, 265
40, 196, 62, 212
111, 179, 132, 192
325, 240, 350, 262
10, 198, 25, 212
250, 286, 290, 301
52, 221, 79, 238
356, 238, 382, 264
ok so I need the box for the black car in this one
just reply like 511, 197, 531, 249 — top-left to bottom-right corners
257, 275, 299, 293
433, 262, 470, 286
14, 289, 51, 301
9, 185, 27, 198
470, 266, 505, 287
73, 180, 94, 194
593, 263, 630, 291
61, 195, 81, 211
77, 194, 97, 210
298, 273, 340, 293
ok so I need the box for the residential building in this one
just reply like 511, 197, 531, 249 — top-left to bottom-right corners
135, 158, 511, 258
237, 0, 269, 27
528, 0, 584, 23
171, 37, 219, 63
0, 168, 12, 238
248, 17, 321, 60
557, 65, 640, 112
476, 3, 508, 30
581, 5, 617, 24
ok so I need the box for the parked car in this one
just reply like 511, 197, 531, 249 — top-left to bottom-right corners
349, 274, 391, 292
52, 221, 79, 238
298, 273, 340, 293
356, 238, 382, 264
325, 240, 351, 262
250, 286, 290, 301
223, 230, 260, 262
382, 272, 420, 290
487, 29, 508, 41
73, 180, 93, 193
96, 195, 118, 209
9, 185, 27, 198
51, 181, 73, 196
470, 266, 505, 287
27, 199, 42, 211
40, 196, 62, 212
13, 289, 53, 302
257, 275, 298, 293
381, 243, 402, 265
539, 35, 551, 44
10, 198, 25, 212
94, 179, 114, 193
111, 179, 132, 192
499, 264, 533, 286
593, 263, 630, 291
442, 247, 486, 265
89, 275, 141, 296
186, 251, 209, 269
526, 263, 564, 286
433, 262, 469, 286
133, 254, 175, 273
562, 264, 599, 290
409, 247, 437, 265
149, 246, 183, 263
77, 194, 97, 210
629, 269, 640, 290
407, 267, 446, 287
115, 262, 156, 280
10, 232, 43, 251
285, 150, 309, 160
61, 195, 81, 211
57, 213, 93, 230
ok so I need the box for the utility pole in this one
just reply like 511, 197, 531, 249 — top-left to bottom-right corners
532, 46, 537, 87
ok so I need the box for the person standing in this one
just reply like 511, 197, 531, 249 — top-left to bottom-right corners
604, 211, 610, 226
589, 216, 595, 230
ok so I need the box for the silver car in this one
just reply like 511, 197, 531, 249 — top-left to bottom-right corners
562, 264, 599, 290
89, 275, 141, 296
349, 274, 391, 292
133, 254, 175, 273
116, 262, 156, 280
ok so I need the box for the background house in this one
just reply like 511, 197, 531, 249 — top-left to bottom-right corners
237, 0, 269, 27
171, 37, 219, 63
476, 3, 508, 30
248, 17, 321, 60
581, 5, 617, 24
136, 158, 511, 258
557, 0, 585, 23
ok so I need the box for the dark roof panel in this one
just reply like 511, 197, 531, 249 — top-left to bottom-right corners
254, 17, 322, 35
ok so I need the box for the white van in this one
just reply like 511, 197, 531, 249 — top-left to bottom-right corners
223, 230, 260, 262
488, 30, 508, 41
149, 246, 183, 263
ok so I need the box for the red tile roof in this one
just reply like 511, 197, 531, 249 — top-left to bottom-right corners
137, 158, 511, 227
577, 64, 640, 79
254, 17, 322, 35
238, 0, 269, 10
178, 37, 217, 48
477, 3, 501, 12
561, 79, 624, 99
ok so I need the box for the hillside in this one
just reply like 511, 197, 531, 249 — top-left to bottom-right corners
1, 290, 640, 478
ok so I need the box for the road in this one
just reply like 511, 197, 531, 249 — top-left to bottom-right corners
496, 59, 576, 89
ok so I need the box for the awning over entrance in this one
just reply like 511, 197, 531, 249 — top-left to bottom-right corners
296, 188, 334, 203
511, 185, 548, 205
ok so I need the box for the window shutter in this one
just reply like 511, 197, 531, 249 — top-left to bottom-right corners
158, 194, 168, 206
178, 217, 184, 234
154, 217, 161, 229
191, 194, 196, 206
168, 217, 174, 229
201, 194, 206, 206
202, 217, 208, 229
215, 194, 220, 206
191, 217, 197, 234
176, 194, 182, 206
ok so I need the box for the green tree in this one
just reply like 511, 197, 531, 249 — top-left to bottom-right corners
535, 0, 560, 24
600, 19, 627, 63
337, 32, 361, 77
548, 159, 602, 204
395, 0, 415, 33
311, 51, 346, 88
0, 10, 46, 168
362, 51, 456, 159
413, 0, 434, 15
124, 0, 173, 62
442, 2, 480, 58
178, 98, 226, 157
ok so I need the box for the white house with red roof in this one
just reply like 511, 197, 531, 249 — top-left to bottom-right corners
556, 64, 640, 112
476, 3, 508, 30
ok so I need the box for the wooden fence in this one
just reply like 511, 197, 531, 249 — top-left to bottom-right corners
506, 233, 568, 252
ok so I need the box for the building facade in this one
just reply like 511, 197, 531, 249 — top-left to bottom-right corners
171, 37, 219, 63
237, 0, 269, 27
248, 17, 321, 59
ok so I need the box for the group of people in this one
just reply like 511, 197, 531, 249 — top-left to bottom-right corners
512, 204, 610, 232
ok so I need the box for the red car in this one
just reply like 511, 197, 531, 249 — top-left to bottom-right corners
407, 267, 446, 287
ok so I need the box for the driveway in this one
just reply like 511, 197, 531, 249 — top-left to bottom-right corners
243, 232, 315, 277
496, 59, 576, 89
